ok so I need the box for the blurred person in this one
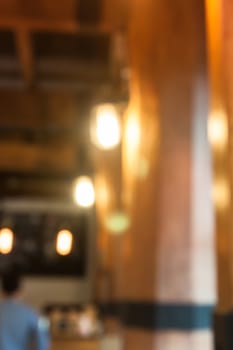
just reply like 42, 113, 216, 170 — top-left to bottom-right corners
0, 268, 50, 350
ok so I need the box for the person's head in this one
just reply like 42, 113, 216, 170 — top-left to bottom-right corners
1, 268, 22, 297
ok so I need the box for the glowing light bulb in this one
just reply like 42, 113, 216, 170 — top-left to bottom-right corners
56, 230, 73, 256
0, 228, 14, 254
212, 178, 230, 210
91, 104, 121, 149
208, 109, 228, 151
105, 212, 130, 234
73, 176, 95, 208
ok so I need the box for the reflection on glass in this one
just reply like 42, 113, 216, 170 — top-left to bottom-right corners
0, 228, 14, 254
56, 230, 73, 256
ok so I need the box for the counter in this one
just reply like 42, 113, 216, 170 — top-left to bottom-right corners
51, 334, 123, 350
51, 336, 101, 350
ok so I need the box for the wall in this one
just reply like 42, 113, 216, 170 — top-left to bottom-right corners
23, 277, 91, 310
0, 198, 96, 311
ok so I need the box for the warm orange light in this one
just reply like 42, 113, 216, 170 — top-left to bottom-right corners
91, 104, 121, 149
95, 175, 109, 212
125, 111, 141, 153
208, 109, 228, 151
124, 109, 141, 179
212, 178, 230, 211
0, 228, 14, 254
105, 211, 130, 235
56, 230, 73, 256
73, 176, 95, 208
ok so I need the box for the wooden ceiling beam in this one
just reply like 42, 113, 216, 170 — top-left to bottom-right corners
0, 78, 25, 89
0, 141, 77, 173
37, 79, 111, 92
0, 57, 111, 80
0, 77, 112, 91
0, 57, 19, 72
0, 17, 112, 34
15, 30, 34, 86
37, 58, 110, 76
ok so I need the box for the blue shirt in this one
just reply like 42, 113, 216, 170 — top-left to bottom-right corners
0, 300, 49, 350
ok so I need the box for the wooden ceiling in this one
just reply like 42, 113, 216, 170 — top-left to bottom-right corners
0, 0, 128, 87
0, 0, 129, 201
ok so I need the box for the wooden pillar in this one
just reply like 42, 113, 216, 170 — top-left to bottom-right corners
114, 0, 216, 348
206, 0, 233, 349
94, 0, 216, 348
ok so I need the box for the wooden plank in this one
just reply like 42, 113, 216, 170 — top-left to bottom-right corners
102, 0, 128, 30
0, 141, 77, 173
15, 29, 34, 86
78, 0, 102, 23
0, 57, 19, 72
0, 0, 77, 20
33, 0, 78, 20
0, 174, 73, 199
0, 78, 112, 91
37, 58, 110, 78
0, 91, 77, 128
0, 17, 112, 34
52, 339, 100, 350
0, 0, 20, 16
